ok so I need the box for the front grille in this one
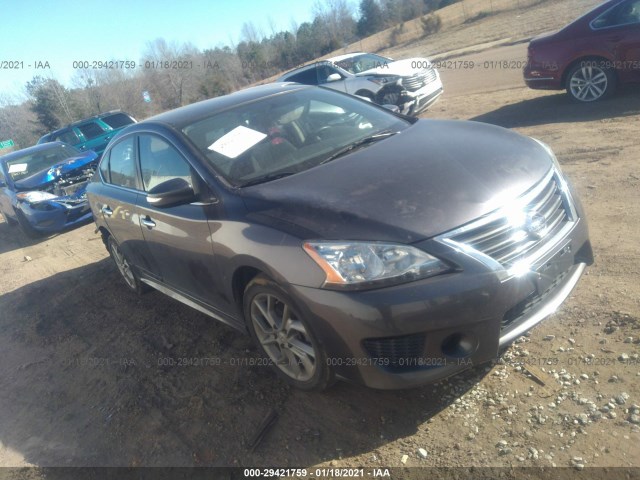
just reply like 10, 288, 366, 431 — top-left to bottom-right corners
450, 174, 571, 267
403, 68, 437, 91
363, 333, 426, 372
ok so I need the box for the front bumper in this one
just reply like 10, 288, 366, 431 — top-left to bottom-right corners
18, 199, 93, 233
399, 75, 444, 115
288, 178, 592, 389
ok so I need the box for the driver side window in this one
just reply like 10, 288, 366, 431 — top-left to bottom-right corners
138, 134, 193, 192
316, 65, 341, 84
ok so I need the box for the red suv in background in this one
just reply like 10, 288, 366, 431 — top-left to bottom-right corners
524, 0, 640, 102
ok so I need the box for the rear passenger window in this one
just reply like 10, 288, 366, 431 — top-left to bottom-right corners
138, 135, 192, 191
107, 137, 140, 189
77, 122, 105, 140
102, 113, 135, 129
54, 129, 80, 145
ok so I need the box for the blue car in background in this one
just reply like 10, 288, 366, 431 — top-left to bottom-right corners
0, 142, 98, 237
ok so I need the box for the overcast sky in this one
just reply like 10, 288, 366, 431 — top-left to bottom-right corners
0, 0, 320, 100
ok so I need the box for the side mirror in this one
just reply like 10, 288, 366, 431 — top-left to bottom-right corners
326, 73, 342, 82
0, 179, 6, 188
147, 178, 196, 208
382, 104, 400, 113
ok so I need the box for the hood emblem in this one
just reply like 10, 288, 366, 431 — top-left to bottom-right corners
524, 211, 546, 239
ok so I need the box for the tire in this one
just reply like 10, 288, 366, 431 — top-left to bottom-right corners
15, 210, 43, 239
107, 235, 150, 295
243, 274, 334, 391
566, 60, 616, 102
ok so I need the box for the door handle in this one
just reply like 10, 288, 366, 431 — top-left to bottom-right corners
141, 216, 156, 229
101, 206, 113, 217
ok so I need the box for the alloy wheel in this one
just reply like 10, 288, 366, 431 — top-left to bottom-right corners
250, 293, 317, 382
569, 65, 609, 102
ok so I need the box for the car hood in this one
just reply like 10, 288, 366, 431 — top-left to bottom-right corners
357, 58, 430, 78
240, 120, 553, 243
14, 151, 98, 191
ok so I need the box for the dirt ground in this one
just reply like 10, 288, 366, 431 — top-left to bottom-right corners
1, 0, 639, 472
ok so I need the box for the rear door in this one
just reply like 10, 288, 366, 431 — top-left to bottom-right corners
135, 133, 227, 311
93, 135, 160, 279
75, 120, 113, 156
616, 1, 640, 81
591, 0, 640, 81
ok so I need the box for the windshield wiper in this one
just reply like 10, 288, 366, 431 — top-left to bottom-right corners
238, 171, 297, 188
319, 130, 398, 165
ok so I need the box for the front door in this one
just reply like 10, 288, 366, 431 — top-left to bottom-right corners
135, 133, 227, 311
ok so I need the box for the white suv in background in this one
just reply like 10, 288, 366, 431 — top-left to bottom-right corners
277, 52, 443, 115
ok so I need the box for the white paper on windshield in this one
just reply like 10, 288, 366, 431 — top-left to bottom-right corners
8, 163, 27, 173
208, 125, 267, 159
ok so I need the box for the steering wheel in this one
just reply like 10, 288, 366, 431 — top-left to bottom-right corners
315, 126, 334, 141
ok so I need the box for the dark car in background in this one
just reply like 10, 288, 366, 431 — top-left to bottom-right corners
0, 142, 98, 237
524, 0, 640, 102
38, 111, 137, 157
87, 83, 592, 390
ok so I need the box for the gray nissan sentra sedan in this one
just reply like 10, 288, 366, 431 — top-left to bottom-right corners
87, 83, 593, 390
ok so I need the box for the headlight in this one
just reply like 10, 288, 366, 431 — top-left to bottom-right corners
16, 191, 58, 204
532, 138, 563, 171
303, 241, 450, 289
369, 76, 401, 86
532, 138, 570, 191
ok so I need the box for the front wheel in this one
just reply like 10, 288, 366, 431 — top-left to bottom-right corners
15, 210, 42, 239
244, 274, 334, 391
566, 61, 616, 102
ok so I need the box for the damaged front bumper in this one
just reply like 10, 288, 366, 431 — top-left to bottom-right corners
376, 76, 444, 116
17, 189, 93, 233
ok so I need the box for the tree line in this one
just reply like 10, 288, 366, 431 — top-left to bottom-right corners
0, 0, 459, 149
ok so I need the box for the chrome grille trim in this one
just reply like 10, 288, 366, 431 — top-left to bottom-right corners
403, 68, 437, 91
436, 168, 578, 281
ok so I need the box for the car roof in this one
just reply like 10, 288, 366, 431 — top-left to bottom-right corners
326, 52, 370, 62
144, 83, 310, 129
44, 111, 133, 136
0, 141, 68, 163
279, 52, 377, 79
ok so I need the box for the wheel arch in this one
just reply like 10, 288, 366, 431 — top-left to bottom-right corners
97, 226, 110, 248
231, 265, 263, 313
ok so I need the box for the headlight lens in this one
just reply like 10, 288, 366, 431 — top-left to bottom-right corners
532, 137, 562, 171
303, 241, 450, 289
532, 137, 570, 191
16, 191, 58, 204
369, 76, 401, 86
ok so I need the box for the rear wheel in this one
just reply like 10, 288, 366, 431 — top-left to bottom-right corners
107, 235, 149, 295
244, 274, 334, 391
566, 61, 616, 102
